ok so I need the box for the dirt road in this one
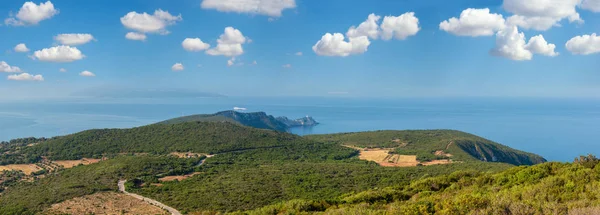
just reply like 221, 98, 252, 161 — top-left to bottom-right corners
118, 180, 181, 215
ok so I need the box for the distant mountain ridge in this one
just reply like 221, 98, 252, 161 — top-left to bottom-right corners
159, 110, 319, 132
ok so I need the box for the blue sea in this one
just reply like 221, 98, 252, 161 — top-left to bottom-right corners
1, 97, 599, 162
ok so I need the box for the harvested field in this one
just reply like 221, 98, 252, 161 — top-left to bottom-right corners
0, 164, 42, 175
345, 145, 454, 167
52, 158, 102, 168
45, 192, 168, 215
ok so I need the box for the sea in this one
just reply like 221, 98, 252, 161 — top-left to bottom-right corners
1, 97, 599, 162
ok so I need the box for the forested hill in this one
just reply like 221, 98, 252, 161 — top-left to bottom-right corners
158, 110, 318, 132
0, 121, 315, 164
307, 130, 546, 166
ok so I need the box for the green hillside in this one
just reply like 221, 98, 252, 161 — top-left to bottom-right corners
307, 130, 546, 165
234, 155, 600, 215
159, 111, 291, 131
1, 121, 313, 164
0, 115, 549, 214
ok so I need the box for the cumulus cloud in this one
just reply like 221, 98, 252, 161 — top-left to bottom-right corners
503, 0, 582, 31
171, 63, 184, 71
182, 38, 210, 52
80, 70, 95, 77
380, 12, 420, 40
0, 61, 22, 73
206, 27, 247, 57
7, 73, 43, 81
525, 35, 559, 56
439, 8, 505, 37
120, 9, 182, 34
4, 1, 58, 26
59, 68, 66, 72
14, 43, 30, 52
581, 0, 600, 12
490, 26, 558, 61
54, 33, 95, 46
125, 32, 147, 41
33, 46, 84, 62
566, 33, 600, 55
346, 14, 381, 39
312, 33, 370, 57
201, 0, 296, 17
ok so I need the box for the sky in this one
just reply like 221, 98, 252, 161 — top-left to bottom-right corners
1, 0, 600, 100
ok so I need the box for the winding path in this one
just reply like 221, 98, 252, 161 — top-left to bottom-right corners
118, 180, 181, 215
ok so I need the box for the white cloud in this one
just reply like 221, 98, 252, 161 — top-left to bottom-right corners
347, 14, 381, 39
14, 43, 30, 52
201, 0, 296, 17
33, 46, 84, 62
525, 35, 559, 56
581, 0, 600, 12
312, 33, 370, 57
295, 52, 303, 56
566, 33, 600, 55
182, 38, 210, 52
125, 32, 147, 41
380, 12, 420, 40
490, 26, 558, 61
0, 61, 22, 73
490, 26, 532, 61
120, 9, 182, 34
172, 63, 184, 71
252, 60, 257, 65
227, 58, 236, 66
54, 33, 95, 46
59, 68, 66, 72
7, 73, 43, 81
503, 0, 582, 31
282, 64, 292, 68
206, 27, 247, 57
4, 1, 58, 26
439, 8, 505, 37
80, 70, 95, 77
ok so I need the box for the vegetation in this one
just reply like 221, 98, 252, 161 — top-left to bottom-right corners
1, 121, 316, 163
230, 155, 600, 215
159, 111, 291, 132
0, 155, 201, 215
307, 130, 546, 165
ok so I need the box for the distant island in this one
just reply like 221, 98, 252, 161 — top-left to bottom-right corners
159, 110, 319, 132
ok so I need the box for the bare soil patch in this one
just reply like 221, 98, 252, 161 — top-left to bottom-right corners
0, 164, 42, 175
159, 172, 202, 182
52, 158, 102, 168
169, 152, 206, 158
45, 192, 168, 215
345, 145, 454, 167
434, 150, 453, 157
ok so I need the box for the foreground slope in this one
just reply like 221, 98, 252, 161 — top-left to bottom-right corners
307, 130, 546, 166
235, 156, 600, 215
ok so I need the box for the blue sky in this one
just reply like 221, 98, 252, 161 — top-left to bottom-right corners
1, 0, 600, 100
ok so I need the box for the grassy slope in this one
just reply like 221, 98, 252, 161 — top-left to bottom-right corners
8, 121, 308, 162
236, 160, 600, 215
307, 130, 546, 165
159, 111, 289, 132
0, 156, 201, 215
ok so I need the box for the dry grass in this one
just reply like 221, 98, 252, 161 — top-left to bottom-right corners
434, 150, 453, 157
159, 172, 202, 182
52, 158, 102, 168
45, 192, 169, 215
0, 164, 42, 175
345, 145, 454, 167
169, 152, 206, 158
